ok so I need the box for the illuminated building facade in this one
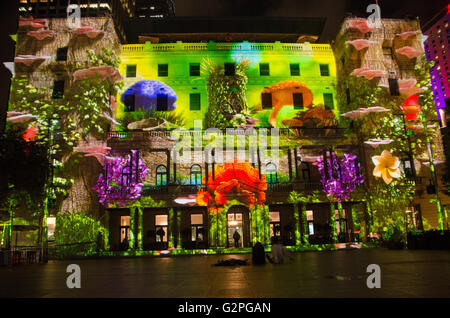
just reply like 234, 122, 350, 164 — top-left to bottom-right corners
4, 10, 449, 254
423, 5, 450, 123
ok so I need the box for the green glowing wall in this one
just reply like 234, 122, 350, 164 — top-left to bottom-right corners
119, 41, 338, 128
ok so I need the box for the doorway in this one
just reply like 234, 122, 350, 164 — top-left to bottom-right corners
227, 212, 244, 248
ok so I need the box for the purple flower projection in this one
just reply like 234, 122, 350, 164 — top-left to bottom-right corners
93, 150, 149, 207
316, 152, 364, 202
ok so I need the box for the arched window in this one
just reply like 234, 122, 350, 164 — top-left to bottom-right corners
156, 165, 167, 186
190, 164, 202, 185
266, 163, 277, 183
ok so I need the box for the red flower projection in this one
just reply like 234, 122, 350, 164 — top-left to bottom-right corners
22, 126, 38, 142
196, 161, 267, 209
401, 95, 422, 121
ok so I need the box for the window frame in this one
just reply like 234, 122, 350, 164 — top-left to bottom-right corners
156, 165, 168, 186
290, 63, 300, 76
126, 64, 137, 78
319, 64, 330, 77
259, 63, 270, 76
189, 93, 201, 111
158, 64, 169, 77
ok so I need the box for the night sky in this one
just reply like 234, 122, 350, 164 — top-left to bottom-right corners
175, 0, 449, 42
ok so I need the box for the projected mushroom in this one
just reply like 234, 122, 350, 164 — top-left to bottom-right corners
27, 30, 55, 40
364, 139, 394, 148
73, 66, 122, 82
74, 26, 104, 38
351, 68, 386, 80
396, 46, 421, 59
121, 80, 178, 112
74, 145, 111, 166
345, 39, 377, 50
347, 19, 376, 35
19, 16, 48, 28
341, 106, 390, 120
174, 194, 198, 206
396, 31, 420, 40
261, 81, 313, 128
7, 113, 37, 123
14, 55, 51, 66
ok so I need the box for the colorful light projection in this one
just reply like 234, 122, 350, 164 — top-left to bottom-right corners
93, 150, 148, 207
14, 55, 51, 66
73, 66, 122, 82
6, 112, 37, 123
261, 80, 313, 128
19, 16, 48, 28
372, 150, 401, 185
396, 30, 420, 40
396, 46, 422, 59
345, 39, 377, 50
74, 145, 112, 166
351, 67, 386, 80
401, 94, 422, 121
196, 161, 267, 209
22, 126, 38, 142
364, 139, 394, 148
340, 106, 390, 120
347, 19, 376, 35
27, 30, 55, 40
121, 80, 177, 112
317, 152, 364, 202
74, 26, 104, 39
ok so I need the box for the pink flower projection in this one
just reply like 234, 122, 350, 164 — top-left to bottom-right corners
14, 55, 51, 66
364, 139, 394, 149
73, 66, 122, 82
351, 67, 386, 80
93, 150, 148, 207
109, 95, 118, 110
19, 16, 48, 28
27, 30, 55, 40
396, 46, 421, 59
174, 194, 197, 206
347, 19, 376, 35
6, 112, 37, 123
396, 31, 420, 40
74, 26, 105, 39
345, 39, 377, 50
341, 106, 390, 120
74, 145, 112, 166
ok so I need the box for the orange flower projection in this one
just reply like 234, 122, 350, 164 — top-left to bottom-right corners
196, 161, 267, 209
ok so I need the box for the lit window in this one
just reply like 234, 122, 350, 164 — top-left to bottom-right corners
156, 165, 167, 186
269, 211, 281, 238
47, 217, 56, 241
265, 163, 277, 183
191, 214, 204, 242
155, 215, 168, 242
293, 92, 304, 109
190, 164, 202, 185
306, 210, 314, 235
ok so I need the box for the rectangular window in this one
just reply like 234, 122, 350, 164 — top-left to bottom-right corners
401, 158, 414, 178
47, 217, 56, 241
126, 64, 137, 78
260, 63, 270, 76
191, 214, 204, 242
335, 209, 347, 235
320, 64, 330, 76
293, 92, 304, 109
290, 63, 300, 76
56, 47, 68, 61
261, 92, 272, 109
224, 63, 236, 76
190, 63, 200, 76
323, 93, 334, 110
190, 93, 201, 111
158, 64, 168, 77
155, 215, 168, 242
120, 216, 130, 243
124, 94, 135, 112
51, 80, 64, 99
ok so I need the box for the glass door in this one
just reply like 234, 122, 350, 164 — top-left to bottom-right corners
227, 213, 244, 248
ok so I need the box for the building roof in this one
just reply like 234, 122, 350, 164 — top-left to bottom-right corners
124, 16, 327, 44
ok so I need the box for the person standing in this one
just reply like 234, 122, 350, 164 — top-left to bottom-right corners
233, 230, 241, 248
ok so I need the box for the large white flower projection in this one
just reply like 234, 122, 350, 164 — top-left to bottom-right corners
372, 150, 401, 185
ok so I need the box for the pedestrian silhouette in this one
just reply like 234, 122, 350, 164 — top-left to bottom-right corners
233, 230, 241, 248
266, 236, 290, 264
252, 242, 266, 265
156, 227, 165, 242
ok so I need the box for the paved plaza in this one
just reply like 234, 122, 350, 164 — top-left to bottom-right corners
1, 248, 449, 298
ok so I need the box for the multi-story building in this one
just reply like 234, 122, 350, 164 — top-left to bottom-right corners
5, 5, 448, 254
423, 5, 450, 123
